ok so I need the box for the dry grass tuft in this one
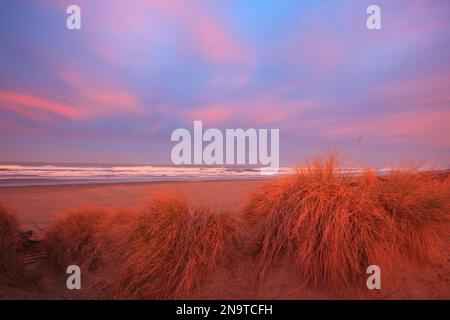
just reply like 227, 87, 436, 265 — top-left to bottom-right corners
44, 196, 240, 299
373, 170, 450, 264
244, 155, 450, 290
42, 158, 450, 296
97, 197, 240, 299
44, 208, 107, 270
0, 203, 25, 286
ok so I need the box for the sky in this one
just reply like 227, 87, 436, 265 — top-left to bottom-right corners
0, 0, 449, 167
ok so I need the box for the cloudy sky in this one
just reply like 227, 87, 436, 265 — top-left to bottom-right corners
0, 0, 449, 167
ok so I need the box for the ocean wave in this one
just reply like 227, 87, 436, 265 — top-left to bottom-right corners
0, 164, 296, 186
0, 164, 399, 187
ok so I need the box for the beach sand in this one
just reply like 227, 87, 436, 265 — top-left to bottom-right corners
0, 179, 449, 300
0, 179, 269, 230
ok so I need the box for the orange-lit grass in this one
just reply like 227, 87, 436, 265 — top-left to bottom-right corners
97, 197, 240, 299
0, 203, 25, 286
44, 196, 240, 299
372, 170, 450, 264
42, 161, 449, 295
244, 155, 450, 290
44, 208, 107, 270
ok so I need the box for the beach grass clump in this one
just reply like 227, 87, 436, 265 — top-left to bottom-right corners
44, 208, 107, 270
0, 203, 25, 286
244, 154, 450, 290
94, 196, 240, 299
44, 196, 240, 299
372, 170, 450, 264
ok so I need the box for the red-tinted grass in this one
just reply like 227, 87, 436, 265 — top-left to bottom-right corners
44, 196, 241, 299
44, 208, 107, 270
244, 155, 450, 291
0, 203, 25, 286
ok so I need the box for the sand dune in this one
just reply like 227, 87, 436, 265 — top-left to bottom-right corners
0, 166, 449, 300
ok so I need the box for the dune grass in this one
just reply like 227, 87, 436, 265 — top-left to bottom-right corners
244, 155, 450, 290
0, 203, 25, 286
44, 207, 107, 271
372, 170, 450, 264
44, 196, 240, 299
39, 156, 450, 296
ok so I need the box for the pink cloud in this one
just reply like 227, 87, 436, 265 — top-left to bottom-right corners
0, 91, 83, 120
190, 16, 251, 64
305, 109, 450, 148
58, 68, 142, 116
280, 67, 450, 149
152, 0, 252, 64
374, 74, 450, 106
0, 68, 143, 122
173, 92, 319, 128
388, 2, 450, 42
300, 26, 346, 73
211, 73, 251, 88
185, 105, 233, 126
82, 0, 251, 65
375, 111, 447, 147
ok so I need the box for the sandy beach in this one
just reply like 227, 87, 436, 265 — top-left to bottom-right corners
0, 174, 449, 300
0, 179, 270, 230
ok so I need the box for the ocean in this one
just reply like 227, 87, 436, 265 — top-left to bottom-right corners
0, 163, 295, 187
0, 163, 395, 187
